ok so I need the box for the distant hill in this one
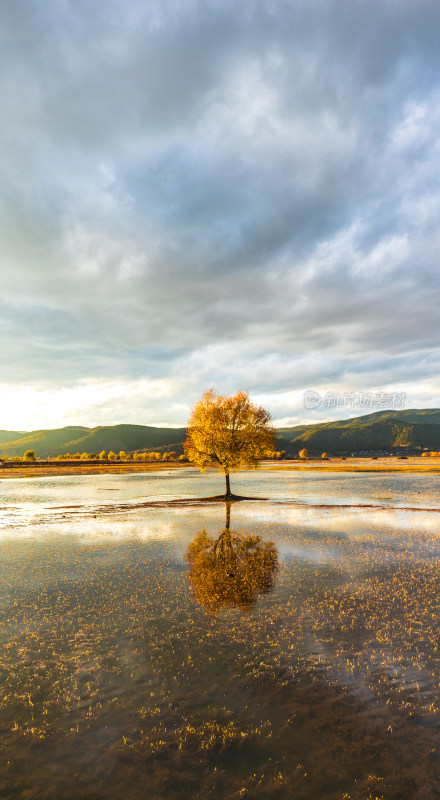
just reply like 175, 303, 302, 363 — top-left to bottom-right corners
0, 430, 28, 445
0, 424, 186, 458
0, 426, 90, 457
277, 409, 440, 453
65, 425, 187, 456
1, 409, 440, 459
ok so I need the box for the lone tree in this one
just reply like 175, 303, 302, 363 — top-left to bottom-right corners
184, 389, 274, 499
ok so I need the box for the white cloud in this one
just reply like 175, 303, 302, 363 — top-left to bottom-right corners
1, 0, 440, 427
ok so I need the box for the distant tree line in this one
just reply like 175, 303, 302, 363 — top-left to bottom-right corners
3, 444, 439, 466
0, 449, 189, 463
268, 450, 287, 460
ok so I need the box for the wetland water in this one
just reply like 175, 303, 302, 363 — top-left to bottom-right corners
1, 468, 440, 799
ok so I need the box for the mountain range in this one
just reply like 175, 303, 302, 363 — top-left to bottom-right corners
0, 425, 186, 458
276, 408, 440, 453
1, 409, 440, 458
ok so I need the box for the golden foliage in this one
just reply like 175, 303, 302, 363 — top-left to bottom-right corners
299, 448, 308, 459
184, 389, 274, 477
162, 451, 177, 461
186, 527, 279, 614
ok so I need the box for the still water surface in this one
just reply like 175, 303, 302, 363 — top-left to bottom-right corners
1, 468, 440, 799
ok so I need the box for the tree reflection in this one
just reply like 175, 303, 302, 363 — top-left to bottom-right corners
186, 504, 279, 614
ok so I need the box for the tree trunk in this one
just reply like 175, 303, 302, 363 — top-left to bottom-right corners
225, 472, 231, 499
225, 501, 231, 530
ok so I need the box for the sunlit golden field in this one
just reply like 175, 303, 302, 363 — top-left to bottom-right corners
1, 469, 440, 798
2, 456, 440, 481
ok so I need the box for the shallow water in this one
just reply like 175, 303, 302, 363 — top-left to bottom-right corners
1, 468, 440, 799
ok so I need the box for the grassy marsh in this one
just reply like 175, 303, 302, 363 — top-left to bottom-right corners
1, 471, 440, 798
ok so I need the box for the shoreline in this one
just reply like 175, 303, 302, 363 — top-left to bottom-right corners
1, 457, 440, 479
0, 461, 187, 479
261, 458, 440, 473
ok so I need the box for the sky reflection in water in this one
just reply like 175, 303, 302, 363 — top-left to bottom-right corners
1, 469, 440, 799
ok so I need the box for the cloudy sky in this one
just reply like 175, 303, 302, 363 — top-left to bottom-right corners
2, 0, 440, 430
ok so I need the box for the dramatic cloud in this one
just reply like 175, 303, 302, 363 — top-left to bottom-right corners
1, 0, 440, 429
